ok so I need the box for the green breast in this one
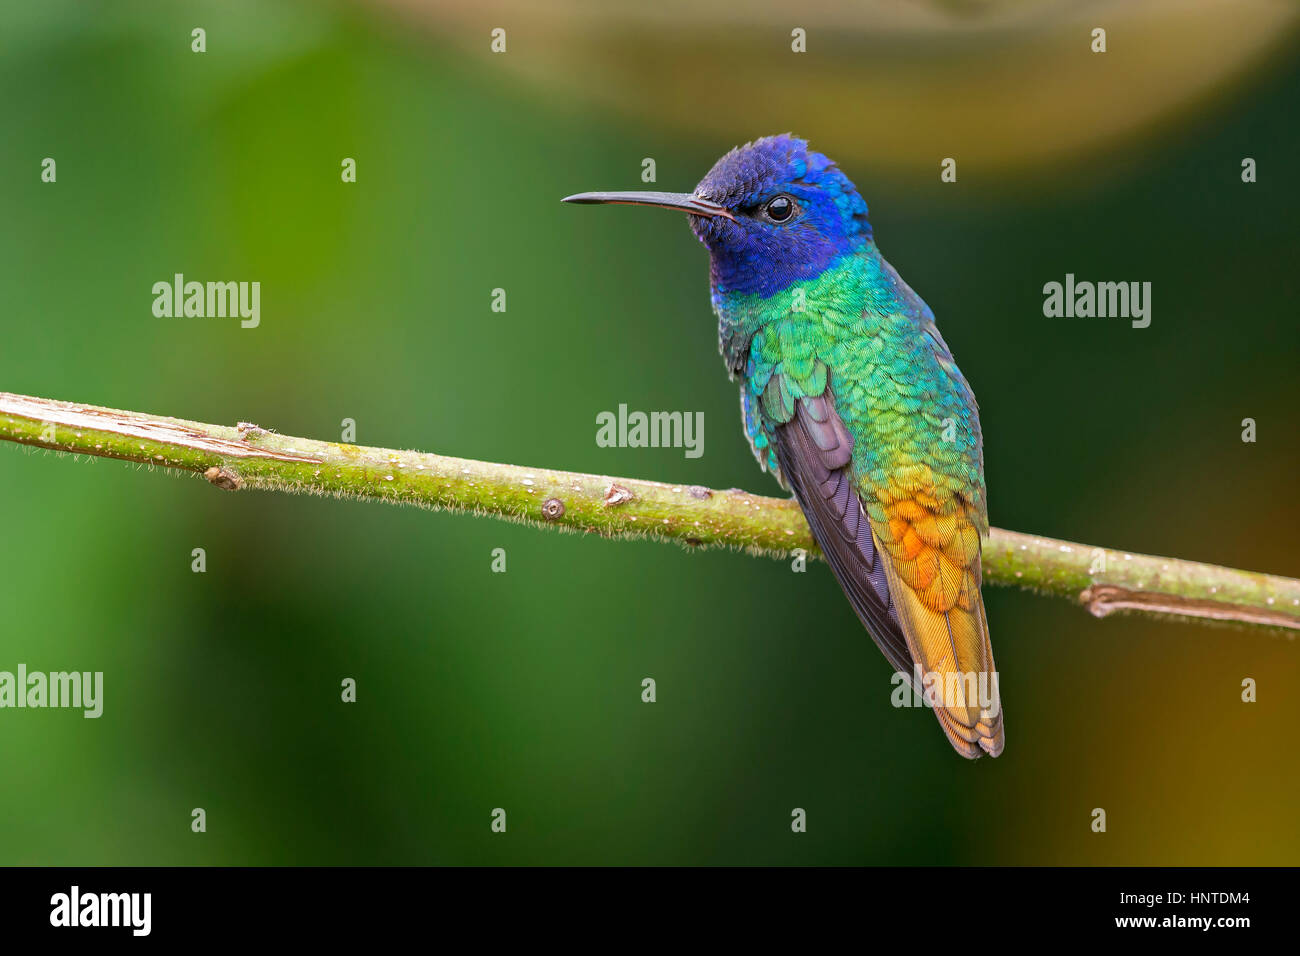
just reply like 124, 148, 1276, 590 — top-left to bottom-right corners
716, 247, 987, 524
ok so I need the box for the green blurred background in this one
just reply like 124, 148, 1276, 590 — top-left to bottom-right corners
2, 0, 1298, 864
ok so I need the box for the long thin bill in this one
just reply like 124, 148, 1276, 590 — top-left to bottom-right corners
561, 190, 734, 220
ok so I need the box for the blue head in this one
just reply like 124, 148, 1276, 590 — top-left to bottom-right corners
564, 135, 872, 298
690, 135, 872, 296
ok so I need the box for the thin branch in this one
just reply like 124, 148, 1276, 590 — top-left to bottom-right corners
3, 390, 1298, 633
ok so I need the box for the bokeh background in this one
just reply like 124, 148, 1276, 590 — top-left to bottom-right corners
2, 0, 1298, 864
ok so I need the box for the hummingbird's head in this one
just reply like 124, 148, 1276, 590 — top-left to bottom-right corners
563, 134, 872, 297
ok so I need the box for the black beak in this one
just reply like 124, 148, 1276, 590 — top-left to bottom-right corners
561, 190, 735, 221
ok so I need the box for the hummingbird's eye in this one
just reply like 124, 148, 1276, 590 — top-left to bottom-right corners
763, 195, 796, 223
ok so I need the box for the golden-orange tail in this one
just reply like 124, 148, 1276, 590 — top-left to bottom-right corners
874, 514, 1004, 759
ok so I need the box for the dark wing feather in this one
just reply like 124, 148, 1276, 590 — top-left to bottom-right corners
772, 391, 916, 681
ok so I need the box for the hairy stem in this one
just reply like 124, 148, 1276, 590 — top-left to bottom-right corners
2, 390, 1297, 633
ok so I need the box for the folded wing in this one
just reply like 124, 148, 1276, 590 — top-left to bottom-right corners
767, 376, 1004, 758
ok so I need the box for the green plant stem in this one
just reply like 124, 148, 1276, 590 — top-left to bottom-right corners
2, 390, 1297, 632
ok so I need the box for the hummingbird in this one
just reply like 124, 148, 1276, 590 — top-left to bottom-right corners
564, 135, 1003, 758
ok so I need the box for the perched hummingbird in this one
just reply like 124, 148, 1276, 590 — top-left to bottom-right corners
564, 135, 1003, 758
